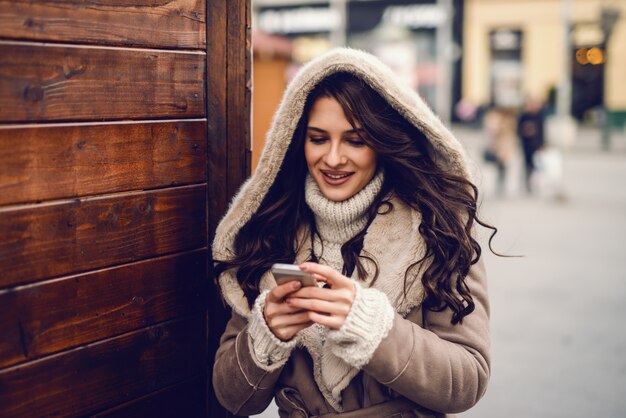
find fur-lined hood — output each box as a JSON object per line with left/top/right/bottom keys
{"left": 213, "top": 47, "right": 473, "bottom": 316}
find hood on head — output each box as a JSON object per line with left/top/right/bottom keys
{"left": 213, "top": 47, "right": 472, "bottom": 273}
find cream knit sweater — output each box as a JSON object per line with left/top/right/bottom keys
{"left": 247, "top": 172, "right": 395, "bottom": 408}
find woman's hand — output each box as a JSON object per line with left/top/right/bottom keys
{"left": 264, "top": 280, "right": 313, "bottom": 342}
{"left": 286, "top": 262, "right": 356, "bottom": 330}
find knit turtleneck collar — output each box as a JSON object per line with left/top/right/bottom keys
{"left": 305, "top": 171, "right": 384, "bottom": 245}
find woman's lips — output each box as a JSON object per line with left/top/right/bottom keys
{"left": 320, "top": 170, "right": 353, "bottom": 185}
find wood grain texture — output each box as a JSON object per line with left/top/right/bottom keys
{"left": 0, "top": 121, "right": 207, "bottom": 205}
{"left": 0, "top": 249, "right": 208, "bottom": 368}
{"left": 227, "top": 0, "right": 252, "bottom": 202}
{"left": 92, "top": 377, "right": 206, "bottom": 418}
{"left": 0, "top": 0, "right": 206, "bottom": 49}
{"left": 0, "top": 42, "right": 205, "bottom": 123}
{"left": 206, "top": 2, "right": 251, "bottom": 418}
{"left": 206, "top": 0, "right": 228, "bottom": 240}
{"left": 0, "top": 185, "right": 206, "bottom": 288}
{"left": 0, "top": 315, "right": 206, "bottom": 418}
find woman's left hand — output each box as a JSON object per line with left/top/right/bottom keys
{"left": 285, "top": 262, "right": 356, "bottom": 330}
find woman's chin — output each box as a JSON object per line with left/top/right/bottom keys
{"left": 318, "top": 186, "right": 356, "bottom": 202}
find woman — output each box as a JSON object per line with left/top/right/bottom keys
{"left": 213, "top": 48, "right": 493, "bottom": 417}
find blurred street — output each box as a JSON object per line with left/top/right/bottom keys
{"left": 459, "top": 125, "right": 626, "bottom": 417}
{"left": 254, "top": 126, "right": 626, "bottom": 418}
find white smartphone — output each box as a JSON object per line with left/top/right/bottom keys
{"left": 271, "top": 263, "right": 317, "bottom": 287}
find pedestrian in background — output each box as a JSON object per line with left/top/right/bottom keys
{"left": 483, "top": 106, "right": 517, "bottom": 196}
{"left": 212, "top": 48, "right": 497, "bottom": 418}
{"left": 517, "top": 98, "right": 546, "bottom": 194}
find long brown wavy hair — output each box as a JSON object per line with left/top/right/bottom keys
{"left": 215, "top": 72, "right": 498, "bottom": 324}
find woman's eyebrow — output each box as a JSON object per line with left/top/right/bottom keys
{"left": 306, "top": 127, "right": 364, "bottom": 134}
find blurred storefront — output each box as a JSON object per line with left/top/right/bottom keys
{"left": 463, "top": 0, "right": 625, "bottom": 128}
{"left": 251, "top": 0, "right": 464, "bottom": 170}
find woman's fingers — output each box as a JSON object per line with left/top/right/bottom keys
{"left": 267, "top": 280, "right": 302, "bottom": 303}
{"left": 286, "top": 296, "right": 350, "bottom": 317}
{"left": 289, "top": 285, "right": 353, "bottom": 304}
{"left": 299, "top": 262, "right": 348, "bottom": 287}
{"left": 306, "top": 311, "right": 343, "bottom": 330}
{"left": 264, "top": 307, "right": 313, "bottom": 341}
{"left": 265, "top": 310, "right": 311, "bottom": 329}
{"left": 272, "top": 322, "right": 313, "bottom": 341}
{"left": 300, "top": 263, "right": 355, "bottom": 299}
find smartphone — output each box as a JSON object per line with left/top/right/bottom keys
{"left": 271, "top": 263, "right": 317, "bottom": 287}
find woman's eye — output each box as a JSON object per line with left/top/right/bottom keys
{"left": 346, "top": 138, "right": 366, "bottom": 147}
{"left": 308, "top": 136, "right": 327, "bottom": 144}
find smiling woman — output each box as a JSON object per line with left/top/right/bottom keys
{"left": 212, "top": 48, "right": 497, "bottom": 418}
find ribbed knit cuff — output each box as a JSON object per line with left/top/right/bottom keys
{"left": 247, "top": 290, "right": 297, "bottom": 371}
{"left": 327, "top": 282, "right": 395, "bottom": 368}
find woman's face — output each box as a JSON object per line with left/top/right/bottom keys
{"left": 304, "top": 96, "right": 377, "bottom": 202}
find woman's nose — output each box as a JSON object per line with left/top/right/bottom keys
{"left": 323, "top": 142, "right": 345, "bottom": 167}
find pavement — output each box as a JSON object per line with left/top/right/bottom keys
{"left": 460, "top": 124, "right": 626, "bottom": 418}
{"left": 252, "top": 125, "right": 626, "bottom": 418}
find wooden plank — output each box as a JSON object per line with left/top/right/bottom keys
{"left": 0, "top": 120, "right": 207, "bottom": 206}
{"left": 92, "top": 377, "right": 206, "bottom": 418}
{"left": 0, "top": 249, "right": 208, "bottom": 369}
{"left": 0, "top": 0, "right": 206, "bottom": 49}
{"left": 206, "top": 0, "right": 228, "bottom": 240}
{"left": 206, "top": 2, "right": 229, "bottom": 417}
{"left": 207, "top": 2, "right": 251, "bottom": 417}
{"left": 0, "top": 42, "right": 205, "bottom": 123}
{"left": 0, "top": 185, "right": 206, "bottom": 288}
{"left": 0, "top": 315, "right": 206, "bottom": 418}
{"left": 227, "top": 0, "right": 252, "bottom": 201}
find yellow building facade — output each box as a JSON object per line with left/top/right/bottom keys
{"left": 463, "top": 0, "right": 625, "bottom": 125}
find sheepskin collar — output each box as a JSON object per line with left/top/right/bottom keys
{"left": 216, "top": 195, "right": 425, "bottom": 319}
{"left": 212, "top": 47, "right": 473, "bottom": 271}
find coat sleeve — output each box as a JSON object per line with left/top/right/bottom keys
{"left": 361, "top": 257, "right": 491, "bottom": 414}
{"left": 212, "top": 312, "right": 285, "bottom": 416}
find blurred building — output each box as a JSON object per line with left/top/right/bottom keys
{"left": 252, "top": 0, "right": 463, "bottom": 168}
{"left": 251, "top": 0, "right": 625, "bottom": 166}
{"left": 463, "top": 0, "right": 625, "bottom": 128}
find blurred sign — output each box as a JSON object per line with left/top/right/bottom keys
{"left": 490, "top": 29, "right": 523, "bottom": 107}
{"left": 572, "top": 25, "right": 605, "bottom": 47}
{"left": 258, "top": 6, "right": 339, "bottom": 34}
{"left": 382, "top": 4, "right": 447, "bottom": 29}
{"left": 490, "top": 29, "right": 521, "bottom": 52}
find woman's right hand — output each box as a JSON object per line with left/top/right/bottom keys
{"left": 264, "top": 280, "right": 313, "bottom": 341}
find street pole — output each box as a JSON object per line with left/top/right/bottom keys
{"left": 600, "top": 7, "right": 621, "bottom": 151}
{"left": 556, "top": 0, "right": 572, "bottom": 124}
{"left": 330, "top": 0, "right": 347, "bottom": 48}
{"left": 436, "top": 0, "right": 453, "bottom": 125}
{"left": 552, "top": 0, "right": 575, "bottom": 201}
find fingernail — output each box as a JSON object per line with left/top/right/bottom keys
{"left": 299, "top": 264, "right": 308, "bottom": 271}
{"left": 293, "top": 281, "right": 301, "bottom": 289}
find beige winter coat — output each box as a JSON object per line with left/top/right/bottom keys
{"left": 212, "top": 48, "right": 490, "bottom": 417}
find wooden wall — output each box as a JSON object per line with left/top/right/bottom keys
{"left": 0, "top": 1, "right": 251, "bottom": 417}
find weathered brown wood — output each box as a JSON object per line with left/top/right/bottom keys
{"left": 0, "top": 249, "right": 208, "bottom": 369}
{"left": 207, "top": 1, "right": 251, "bottom": 417}
{"left": 92, "top": 377, "right": 206, "bottom": 418}
{"left": 0, "top": 121, "right": 206, "bottom": 206}
{"left": 0, "top": 0, "right": 206, "bottom": 49}
{"left": 207, "top": 0, "right": 228, "bottom": 240}
{"left": 0, "top": 315, "right": 206, "bottom": 418}
{"left": 0, "top": 185, "right": 206, "bottom": 288}
{"left": 0, "top": 42, "right": 205, "bottom": 123}
{"left": 227, "top": 0, "right": 252, "bottom": 201}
